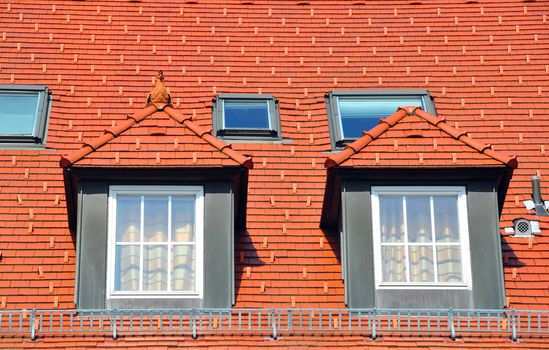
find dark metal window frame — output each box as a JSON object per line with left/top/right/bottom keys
{"left": 0, "top": 85, "right": 50, "bottom": 146}
{"left": 333, "top": 168, "right": 507, "bottom": 310}
{"left": 64, "top": 167, "right": 249, "bottom": 310}
{"left": 212, "top": 94, "right": 281, "bottom": 140}
{"left": 326, "top": 90, "right": 437, "bottom": 149}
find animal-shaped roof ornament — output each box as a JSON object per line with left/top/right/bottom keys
{"left": 146, "top": 70, "right": 171, "bottom": 108}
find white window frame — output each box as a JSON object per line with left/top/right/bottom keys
{"left": 106, "top": 185, "right": 204, "bottom": 299}
{"left": 371, "top": 186, "right": 472, "bottom": 290}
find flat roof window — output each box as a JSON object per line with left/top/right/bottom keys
{"left": 326, "top": 90, "right": 436, "bottom": 147}
{"left": 213, "top": 94, "right": 281, "bottom": 139}
{"left": 0, "top": 85, "right": 49, "bottom": 146}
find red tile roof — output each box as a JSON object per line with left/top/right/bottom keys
{"left": 325, "top": 106, "right": 518, "bottom": 169}
{"left": 0, "top": 0, "right": 548, "bottom": 346}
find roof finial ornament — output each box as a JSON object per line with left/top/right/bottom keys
{"left": 146, "top": 70, "right": 171, "bottom": 108}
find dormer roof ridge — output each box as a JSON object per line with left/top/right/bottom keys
{"left": 325, "top": 106, "right": 517, "bottom": 169}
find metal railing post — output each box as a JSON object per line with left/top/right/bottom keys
{"left": 448, "top": 308, "right": 456, "bottom": 341}
{"left": 371, "top": 308, "right": 377, "bottom": 340}
{"left": 271, "top": 309, "right": 278, "bottom": 340}
{"left": 511, "top": 309, "right": 517, "bottom": 342}
{"left": 111, "top": 310, "right": 118, "bottom": 340}
{"left": 30, "top": 309, "right": 36, "bottom": 341}
{"left": 191, "top": 309, "right": 198, "bottom": 339}
{"left": 288, "top": 309, "right": 293, "bottom": 333}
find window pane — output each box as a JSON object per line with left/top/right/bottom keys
{"left": 115, "top": 245, "right": 140, "bottom": 292}
{"left": 172, "top": 195, "right": 195, "bottom": 242}
{"left": 172, "top": 245, "right": 195, "bottom": 291}
{"left": 379, "top": 196, "right": 404, "bottom": 243}
{"left": 223, "top": 100, "right": 270, "bottom": 129}
{"left": 339, "top": 96, "right": 422, "bottom": 139}
{"left": 144, "top": 195, "right": 168, "bottom": 242}
{"left": 116, "top": 195, "right": 141, "bottom": 242}
{"left": 406, "top": 196, "right": 432, "bottom": 243}
{"left": 437, "top": 245, "right": 463, "bottom": 282}
{"left": 0, "top": 93, "right": 39, "bottom": 135}
{"left": 143, "top": 245, "right": 168, "bottom": 291}
{"left": 409, "top": 245, "right": 434, "bottom": 282}
{"left": 381, "top": 245, "right": 406, "bottom": 282}
{"left": 434, "top": 196, "right": 460, "bottom": 242}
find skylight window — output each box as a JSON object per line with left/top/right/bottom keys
{"left": 326, "top": 90, "right": 436, "bottom": 147}
{"left": 223, "top": 100, "right": 270, "bottom": 129}
{"left": 213, "top": 94, "right": 281, "bottom": 139}
{"left": 0, "top": 85, "right": 49, "bottom": 146}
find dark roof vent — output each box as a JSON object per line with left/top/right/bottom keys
{"left": 531, "top": 176, "right": 549, "bottom": 216}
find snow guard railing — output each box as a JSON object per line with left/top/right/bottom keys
{"left": 0, "top": 308, "right": 547, "bottom": 341}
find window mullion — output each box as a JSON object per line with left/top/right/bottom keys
{"left": 139, "top": 195, "right": 144, "bottom": 292}
{"left": 167, "top": 196, "right": 172, "bottom": 292}
{"left": 402, "top": 196, "right": 410, "bottom": 283}
{"left": 430, "top": 196, "right": 439, "bottom": 283}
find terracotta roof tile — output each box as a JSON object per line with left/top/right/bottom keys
{"left": 0, "top": 0, "right": 547, "bottom": 334}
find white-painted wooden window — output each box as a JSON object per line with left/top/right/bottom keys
{"left": 107, "top": 186, "right": 204, "bottom": 298}
{"left": 371, "top": 186, "right": 472, "bottom": 289}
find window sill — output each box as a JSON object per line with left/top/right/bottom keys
{"left": 0, "top": 143, "right": 47, "bottom": 150}
{"left": 108, "top": 293, "right": 202, "bottom": 299}
{"left": 377, "top": 284, "right": 471, "bottom": 290}
{"left": 218, "top": 135, "right": 286, "bottom": 143}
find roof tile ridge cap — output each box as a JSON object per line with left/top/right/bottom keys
{"left": 60, "top": 145, "right": 94, "bottom": 167}
{"left": 223, "top": 147, "right": 254, "bottom": 169}
{"left": 483, "top": 148, "right": 518, "bottom": 168}
{"left": 325, "top": 148, "right": 355, "bottom": 168}
{"left": 202, "top": 132, "right": 231, "bottom": 151}
{"left": 104, "top": 118, "right": 136, "bottom": 138}
{"left": 200, "top": 132, "right": 253, "bottom": 168}
{"left": 417, "top": 111, "right": 466, "bottom": 140}
{"left": 60, "top": 105, "right": 158, "bottom": 167}
{"left": 181, "top": 118, "right": 210, "bottom": 138}
{"left": 167, "top": 108, "right": 252, "bottom": 168}
{"left": 357, "top": 108, "right": 407, "bottom": 148}
{"left": 414, "top": 108, "right": 447, "bottom": 126}
{"left": 164, "top": 106, "right": 193, "bottom": 124}
{"left": 127, "top": 104, "right": 158, "bottom": 123}
{"left": 325, "top": 108, "right": 407, "bottom": 168}
{"left": 415, "top": 109, "right": 517, "bottom": 168}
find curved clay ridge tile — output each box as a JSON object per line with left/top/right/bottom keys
{"left": 60, "top": 105, "right": 253, "bottom": 169}
{"left": 325, "top": 106, "right": 517, "bottom": 169}
{"left": 59, "top": 104, "right": 158, "bottom": 167}
{"left": 415, "top": 109, "right": 518, "bottom": 168}
{"left": 324, "top": 108, "right": 408, "bottom": 168}
{"left": 164, "top": 106, "right": 253, "bottom": 169}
